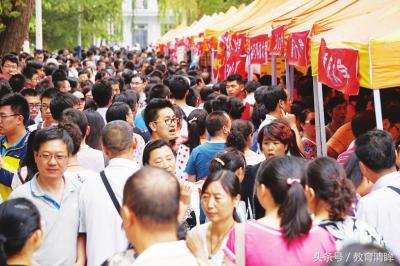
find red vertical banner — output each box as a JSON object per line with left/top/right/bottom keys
{"left": 318, "top": 39, "right": 359, "bottom": 95}
{"left": 229, "top": 33, "right": 247, "bottom": 56}
{"left": 287, "top": 30, "right": 309, "bottom": 67}
{"left": 224, "top": 53, "right": 247, "bottom": 80}
{"left": 269, "top": 26, "right": 284, "bottom": 56}
{"left": 249, "top": 34, "right": 268, "bottom": 64}
{"left": 159, "top": 44, "right": 166, "bottom": 55}
{"left": 168, "top": 42, "right": 177, "bottom": 63}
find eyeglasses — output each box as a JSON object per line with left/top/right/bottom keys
{"left": 131, "top": 82, "right": 143, "bottom": 85}
{"left": 305, "top": 119, "right": 315, "bottom": 125}
{"left": 29, "top": 103, "right": 42, "bottom": 109}
{"left": 40, "top": 104, "right": 50, "bottom": 111}
{"left": 78, "top": 97, "right": 85, "bottom": 103}
{"left": 0, "top": 113, "right": 20, "bottom": 120}
{"left": 153, "top": 117, "right": 179, "bottom": 126}
{"left": 38, "top": 153, "right": 68, "bottom": 162}
{"left": 2, "top": 64, "right": 17, "bottom": 70}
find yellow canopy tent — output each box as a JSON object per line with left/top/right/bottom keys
{"left": 158, "top": 24, "right": 190, "bottom": 44}
{"left": 310, "top": 0, "right": 400, "bottom": 89}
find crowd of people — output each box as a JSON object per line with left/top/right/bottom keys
{"left": 0, "top": 46, "right": 399, "bottom": 266}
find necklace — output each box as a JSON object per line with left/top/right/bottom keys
{"left": 208, "top": 223, "right": 233, "bottom": 260}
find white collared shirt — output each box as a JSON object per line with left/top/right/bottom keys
{"left": 77, "top": 144, "right": 105, "bottom": 172}
{"left": 79, "top": 158, "right": 140, "bottom": 266}
{"left": 356, "top": 171, "right": 400, "bottom": 259}
{"left": 133, "top": 240, "right": 198, "bottom": 266}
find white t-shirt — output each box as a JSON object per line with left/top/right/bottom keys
{"left": 79, "top": 158, "right": 140, "bottom": 266}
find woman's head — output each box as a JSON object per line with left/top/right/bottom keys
{"left": 143, "top": 140, "right": 176, "bottom": 175}
{"left": 305, "top": 157, "right": 356, "bottom": 221}
{"left": 344, "top": 153, "right": 372, "bottom": 197}
{"left": 257, "top": 118, "right": 301, "bottom": 160}
{"left": 300, "top": 110, "right": 316, "bottom": 140}
{"left": 83, "top": 109, "right": 105, "bottom": 150}
{"left": 226, "top": 119, "right": 254, "bottom": 152}
{"left": 0, "top": 198, "right": 42, "bottom": 265}
{"left": 185, "top": 109, "right": 208, "bottom": 152}
{"left": 256, "top": 156, "right": 311, "bottom": 241}
{"left": 209, "top": 148, "right": 246, "bottom": 182}
{"left": 201, "top": 170, "right": 240, "bottom": 223}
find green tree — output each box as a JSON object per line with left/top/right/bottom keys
{"left": 0, "top": 0, "right": 34, "bottom": 54}
{"left": 29, "top": 0, "right": 123, "bottom": 52}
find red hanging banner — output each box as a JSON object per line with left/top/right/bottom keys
{"left": 269, "top": 26, "right": 284, "bottom": 56}
{"left": 229, "top": 33, "right": 247, "bottom": 56}
{"left": 318, "top": 39, "right": 359, "bottom": 95}
{"left": 224, "top": 53, "right": 247, "bottom": 80}
{"left": 249, "top": 34, "right": 268, "bottom": 64}
{"left": 287, "top": 31, "right": 309, "bottom": 67}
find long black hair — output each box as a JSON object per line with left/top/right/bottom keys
{"left": 0, "top": 198, "right": 41, "bottom": 265}
{"left": 184, "top": 109, "right": 207, "bottom": 152}
{"left": 256, "top": 156, "right": 311, "bottom": 242}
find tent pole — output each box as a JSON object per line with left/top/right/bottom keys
{"left": 247, "top": 54, "right": 252, "bottom": 82}
{"left": 271, "top": 55, "right": 277, "bottom": 85}
{"left": 373, "top": 89, "right": 383, "bottom": 129}
{"left": 313, "top": 76, "right": 322, "bottom": 157}
{"left": 290, "top": 65, "right": 294, "bottom": 99}
{"left": 211, "top": 49, "right": 215, "bottom": 83}
{"left": 318, "top": 81, "right": 327, "bottom": 156}
{"left": 285, "top": 58, "right": 291, "bottom": 94}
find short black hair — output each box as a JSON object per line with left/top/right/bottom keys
{"left": 33, "top": 126, "right": 74, "bottom": 154}
{"left": 0, "top": 93, "right": 29, "bottom": 124}
{"left": 169, "top": 75, "right": 190, "bottom": 100}
{"left": 22, "top": 67, "right": 38, "bottom": 80}
{"left": 205, "top": 111, "right": 229, "bottom": 137}
{"left": 1, "top": 54, "right": 18, "bottom": 67}
{"left": 226, "top": 74, "right": 244, "bottom": 85}
{"left": 101, "top": 120, "right": 133, "bottom": 153}
{"left": 92, "top": 80, "right": 112, "bottom": 107}
{"left": 50, "top": 92, "right": 78, "bottom": 121}
{"left": 142, "top": 139, "right": 175, "bottom": 165}
{"left": 20, "top": 88, "right": 38, "bottom": 97}
{"left": 106, "top": 102, "right": 130, "bottom": 123}
{"left": 143, "top": 98, "right": 174, "bottom": 134}
{"left": 244, "top": 80, "right": 261, "bottom": 93}
{"left": 113, "top": 90, "right": 137, "bottom": 111}
{"left": 355, "top": 129, "right": 396, "bottom": 173}
{"left": 146, "top": 84, "right": 170, "bottom": 104}
{"left": 8, "top": 74, "right": 26, "bottom": 93}
{"left": 59, "top": 122, "right": 82, "bottom": 155}
{"left": 262, "top": 85, "right": 287, "bottom": 112}
{"left": 351, "top": 110, "right": 376, "bottom": 138}
{"left": 327, "top": 95, "right": 346, "bottom": 112}
{"left": 40, "top": 88, "right": 59, "bottom": 102}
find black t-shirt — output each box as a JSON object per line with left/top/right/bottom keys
{"left": 241, "top": 162, "right": 266, "bottom": 219}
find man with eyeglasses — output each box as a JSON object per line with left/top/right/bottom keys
{"left": 28, "top": 88, "right": 59, "bottom": 132}
{"left": 9, "top": 126, "right": 85, "bottom": 266}
{"left": 0, "top": 93, "right": 30, "bottom": 201}
{"left": 21, "top": 88, "right": 42, "bottom": 125}
{"left": 143, "top": 98, "right": 178, "bottom": 144}
{"left": 0, "top": 54, "right": 19, "bottom": 81}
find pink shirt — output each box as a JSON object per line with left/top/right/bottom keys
{"left": 223, "top": 220, "right": 336, "bottom": 266}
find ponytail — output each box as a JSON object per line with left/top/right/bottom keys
{"left": 185, "top": 109, "right": 207, "bottom": 152}
{"left": 278, "top": 180, "right": 312, "bottom": 241}
{"left": 257, "top": 156, "right": 311, "bottom": 242}
{"left": 226, "top": 129, "right": 246, "bottom": 152}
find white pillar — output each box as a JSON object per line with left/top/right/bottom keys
{"left": 373, "top": 89, "right": 383, "bottom": 129}
{"left": 211, "top": 49, "right": 215, "bottom": 83}
{"left": 35, "top": 0, "right": 43, "bottom": 50}
{"left": 313, "top": 76, "right": 322, "bottom": 156}
{"left": 271, "top": 55, "right": 277, "bottom": 85}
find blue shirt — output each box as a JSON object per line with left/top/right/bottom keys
{"left": 185, "top": 142, "right": 225, "bottom": 181}
{"left": 134, "top": 111, "right": 151, "bottom": 141}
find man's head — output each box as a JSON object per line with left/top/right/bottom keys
{"left": 327, "top": 95, "right": 347, "bottom": 126}
{"left": 92, "top": 80, "right": 112, "bottom": 108}
{"left": 205, "top": 111, "right": 231, "bottom": 138}
{"left": 355, "top": 129, "right": 396, "bottom": 181}
{"left": 144, "top": 99, "right": 177, "bottom": 142}
{"left": 52, "top": 69, "right": 70, "bottom": 92}
{"left": 1, "top": 54, "right": 19, "bottom": 81}
{"left": 146, "top": 84, "right": 170, "bottom": 104}
{"left": 169, "top": 75, "right": 190, "bottom": 100}
{"left": 101, "top": 120, "right": 133, "bottom": 158}
{"left": 121, "top": 166, "right": 180, "bottom": 243}
{"left": 225, "top": 74, "right": 244, "bottom": 99}
{"left": 34, "top": 49, "right": 45, "bottom": 62}
{"left": 382, "top": 101, "right": 400, "bottom": 140}
{"left": 33, "top": 127, "right": 73, "bottom": 180}
{"left": 50, "top": 92, "right": 80, "bottom": 122}
{"left": 262, "top": 85, "right": 290, "bottom": 114}
{"left": 0, "top": 93, "right": 29, "bottom": 136}
{"left": 130, "top": 73, "right": 147, "bottom": 94}
{"left": 21, "top": 89, "right": 41, "bottom": 120}
{"left": 40, "top": 88, "right": 58, "bottom": 125}
{"left": 22, "top": 67, "right": 39, "bottom": 88}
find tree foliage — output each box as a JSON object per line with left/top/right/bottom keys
{"left": 29, "top": 0, "right": 123, "bottom": 52}
{"left": 158, "top": 0, "right": 253, "bottom": 26}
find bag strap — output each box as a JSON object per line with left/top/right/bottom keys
{"left": 235, "top": 223, "right": 245, "bottom": 266}
{"left": 388, "top": 186, "right": 400, "bottom": 195}
{"left": 100, "top": 171, "right": 121, "bottom": 216}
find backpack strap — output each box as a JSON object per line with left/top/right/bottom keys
{"left": 100, "top": 171, "right": 121, "bottom": 215}
{"left": 388, "top": 186, "right": 400, "bottom": 195}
